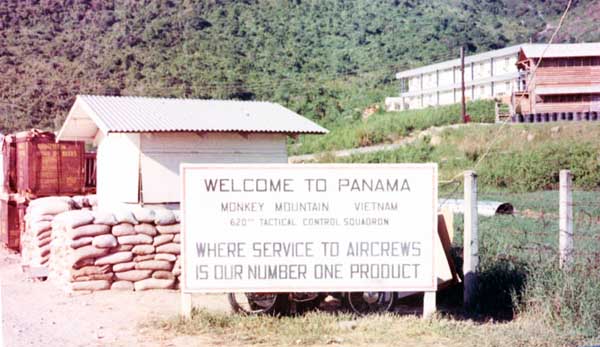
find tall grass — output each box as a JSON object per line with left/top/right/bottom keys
{"left": 290, "top": 100, "right": 495, "bottom": 155}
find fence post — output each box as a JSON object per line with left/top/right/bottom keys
{"left": 559, "top": 170, "right": 573, "bottom": 269}
{"left": 463, "top": 170, "right": 478, "bottom": 310}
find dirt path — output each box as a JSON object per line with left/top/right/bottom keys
{"left": 0, "top": 245, "right": 229, "bottom": 347}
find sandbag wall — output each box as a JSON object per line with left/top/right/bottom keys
{"left": 49, "top": 207, "right": 182, "bottom": 292}
{"left": 22, "top": 196, "right": 87, "bottom": 268}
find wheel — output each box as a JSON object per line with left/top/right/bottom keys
{"left": 290, "top": 293, "right": 325, "bottom": 314}
{"left": 227, "top": 292, "right": 289, "bottom": 315}
{"left": 346, "top": 291, "right": 395, "bottom": 315}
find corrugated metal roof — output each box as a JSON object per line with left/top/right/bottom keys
{"left": 521, "top": 43, "right": 600, "bottom": 59}
{"left": 395, "top": 44, "right": 523, "bottom": 79}
{"left": 395, "top": 42, "right": 600, "bottom": 79}
{"left": 58, "top": 95, "right": 328, "bottom": 140}
{"left": 536, "top": 85, "right": 600, "bottom": 95}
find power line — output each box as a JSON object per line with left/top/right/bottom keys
{"left": 440, "top": 0, "right": 573, "bottom": 185}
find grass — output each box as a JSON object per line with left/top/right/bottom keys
{"left": 289, "top": 100, "right": 495, "bottom": 155}
{"left": 322, "top": 122, "right": 600, "bottom": 192}
{"left": 151, "top": 308, "right": 596, "bottom": 346}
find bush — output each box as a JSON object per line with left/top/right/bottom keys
{"left": 478, "top": 142, "right": 600, "bottom": 192}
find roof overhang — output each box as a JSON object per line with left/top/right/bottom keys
{"left": 57, "top": 96, "right": 105, "bottom": 142}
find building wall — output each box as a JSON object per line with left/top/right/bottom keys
{"left": 138, "top": 132, "right": 288, "bottom": 204}
{"left": 392, "top": 50, "right": 520, "bottom": 111}
{"left": 97, "top": 133, "right": 141, "bottom": 207}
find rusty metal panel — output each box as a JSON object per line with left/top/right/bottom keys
{"left": 15, "top": 130, "right": 86, "bottom": 197}
{"left": 2, "top": 135, "right": 17, "bottom": 193}
{"left": 0, "top": 196, "right": 22, "bottom": 250}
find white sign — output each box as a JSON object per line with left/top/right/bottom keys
{"left": 181, "top": 164, "right": 437, "bottom": 293}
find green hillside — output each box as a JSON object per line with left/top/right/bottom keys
{"left": 0, "top": 0, "right": 597, "bottom": 134}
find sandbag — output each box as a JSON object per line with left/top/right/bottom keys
{"left": 37, "top": 230, "right": 52, "bottom": 241}
{"left": 114, "top": 270, "right": 152, "bottom": 282}
{"left": 72, "top": 258, "right": 95, "bottom": 270}
{"left": 132, "top": 245, "right": 155, "bottom": 255}
{"left": 73, "top": 273, "right": 114, "bottom": 282}
{"left": 87, "top": 195, "right": 98, "bottom": 207}
{"left": 134, "top": 223, "right": 157, "bottom": 236}
{"left": 173, "top": 210, "right": 180, "bottom": 223}
{"left": 133, "top": 255, "right": 155, "bottom": 262}
{"left": 156, "top": 224, "right": 180, "bottom": 235}
{"left": 31, "top": 221, "right": 52, "bottom": 236}
{"left": 27, "top": 214, "right": 54, "bottom": 224}
{"left": 152, "top": 234, "right": 173, "bottom": 247}
{"left": 134, "top": 278, "right": 175, "bottom": 291}
{"left": 118, "top": 234, "right": 153, "bottom": 245}
{"left": 111, "top": 281, "right": 134, "bottom": 291}
{"left": 56, "top": 210, "right": 94, "bottom": 229}
{"left": 69, "top": 224, "right": 111, "bottom": 240}
{"left": 94, "top": 252, "right": 133, "bottom": 266}
{"left": 92, "top": 211, "right": 118, "bottom": 226}
{"left": 111, "top": 223, "right": 135, "bottom": 237}
{"left": 71, "top": 246, "right": 111, "bottom": 265}
{"left": 71, "top": 280, "right": 111, "bottom": 291}
{"left": 113, "top": 244, "right": 133, "bottom": 251}
{"left": 69, "top": 237, "right": 93, "bottom": 249}
{"left": 113, "top": 262, "right": 136, "bottom": 272}
{"left": 155, "top": 243, "right": 180, "bottom": 255}
{"left": 172, "top": 266, "right": 181, "bottom": 276}
{"left": 152, "top": 271, "right": 175, "bottom": 280}
{"left": 29, "top": 197, "right": 72, "bottom": 216}
{"left": 154, "top": 210, "right": 176, "bottom": 226}
{"left": 92, "top": 234, "right": 118, "bottom": 249}
{"left": 132, "top": 208, "right": 156, "bottom": 224}
{"left": 155, "top": 253, "right": 177, "bottom": 262}
{"left": 70, "top": 265, "right": 112, "bottom": 279}
{"left": 113, "top": 210, "right": 138, "bottom": 225}
{"left": 71, "top": 195, "right": 88, "bottom": 210}
{"left": 135, "top": 260, "right": 173, "bottom": 271}
{"left": 173, "top": 234, "right": 180, "bottom": 243}
{"left": 37, "top": 236, "right": 52, "bottom": 248}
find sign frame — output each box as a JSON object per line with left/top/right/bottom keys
{"left": 180, "top": 163, "right": 438, "bottom": 294}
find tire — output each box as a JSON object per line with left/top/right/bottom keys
{"left": 291, "top": 293, "right": 325, "bottom": 314}
{"left": 227, "top": 293, "right": 289, "bottom": 315}
{"left": 345, "top": 291, "right": 395, "bottom": 315}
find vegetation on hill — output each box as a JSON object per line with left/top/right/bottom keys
{"left": 0, "top": 0, "right": 596, "bottom": 134}
{"left": 325, "top": 122, "right": 600, "bottom": 192}
{"left": 290, "top": 99, "right": 495, "bottom": 155}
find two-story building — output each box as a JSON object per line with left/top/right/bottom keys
{"left": 386, "top": 43, "right": 600, "bottom": 120}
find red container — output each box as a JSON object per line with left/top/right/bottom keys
{"left": 0, "top": 195, "right": 23, "bottom": 251}
{"left": 15, "top": 130, "right": 86, "bottom": 198}
{"left": 2, "top": 134, "right": 17, "bottom": 194}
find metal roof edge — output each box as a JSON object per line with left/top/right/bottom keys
{"left": 396, "top": 44, "right": 524, "bottom": 79}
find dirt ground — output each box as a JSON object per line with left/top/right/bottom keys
{"left": 0, "top": 245, "right": 229, "bottom": 347}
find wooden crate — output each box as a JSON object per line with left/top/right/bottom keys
{"left": 0, "top": 195, "right": 23, "bottom": 251}
{"left": 15, "top": 130, "right": 86, "bottom": 198}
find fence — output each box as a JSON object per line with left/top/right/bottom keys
{"left": 440, "top": 169, "right": 600, "bottom": 315}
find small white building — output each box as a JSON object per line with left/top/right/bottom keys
{"left": 57, "top": 95, "right": 327, "bottom": 208}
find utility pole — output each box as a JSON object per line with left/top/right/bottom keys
{"left": 461, "top": 46, "right": 467, "bottom": 123}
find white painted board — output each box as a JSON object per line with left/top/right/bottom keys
{"left": 181, "top": 163, "right": 438, "bottom": 293}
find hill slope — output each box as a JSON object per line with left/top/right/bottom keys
{"left": 0, "top": 0, "right": 596, "bottom": 133}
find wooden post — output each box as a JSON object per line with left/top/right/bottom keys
{"left": 461, "top": 46, "right": 466, "bottom": 123}
{"left": 423, "top": 291, "right": 436, "bottom": 318}
{"left": 463, "top": 171, "right": 478, "bottom": 310}
{"left": 559, "top": 170, "right": 573, "bottom": 269}
{"left": 181, "top": 292, "right": 192, "bottom": 318}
